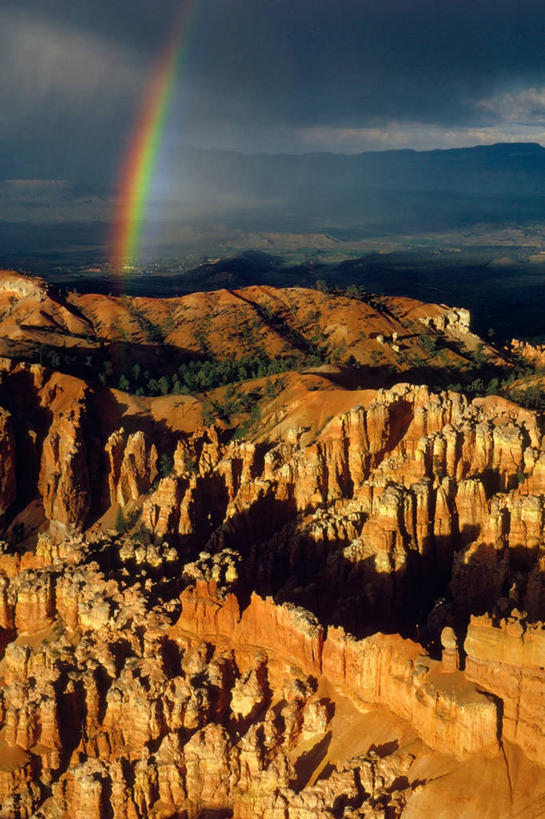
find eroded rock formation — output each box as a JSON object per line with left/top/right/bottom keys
{"left": 0, "top": 276, "right": 544, "bottom": 815}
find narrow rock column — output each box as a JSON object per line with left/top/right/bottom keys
{"left": 440, "top": 626, "right": 459, "bottom": 673}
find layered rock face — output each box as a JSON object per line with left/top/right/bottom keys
{"left": 0, "top": 536, "right": 436, "bottom": 818}
{"left": 132, "top": 383, "right": 545, "bottom": 627}
{"left": 0, "top": 361, "right": 91, "bottom": 532}
{"left": 177, "top": 580, "right": 499, "bottom": 760}
{"left": 105, "top": 429, "right": 158, "bottom": 508}
{"left": 0, "top": 407, "right": 16, "bottom": 517}
{"left": 3, "top": 277, "right": 545, "bottom": 814}
{"left": 1, "top": 375, "right": 545, "bottom": 813}
{"left": 0, "top": 532, "right": 518, "bottom": 818}
{"left": 464, "top": 612, "right": 545, "bottom": 763}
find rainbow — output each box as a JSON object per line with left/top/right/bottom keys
{"left": 111, "top": 4, "right": 193, "bottom": 272}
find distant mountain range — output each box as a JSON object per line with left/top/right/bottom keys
{"left": 3, "top": 141, "right": 545, "bottom": 256}
{"left": 161, "top": 140, "right": 545, "bottom": 234}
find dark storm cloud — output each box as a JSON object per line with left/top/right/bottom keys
{"left": 183, "top": 0, "right": 545, "bottom": 128}
{"left": 4, "top": 0, "right": 545, "bottom": 179}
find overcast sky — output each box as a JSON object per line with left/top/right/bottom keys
{"left": 3, "top": 0, "right": 545, "bottom": 183}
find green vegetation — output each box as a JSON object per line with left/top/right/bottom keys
{"left": 159, "top": 453, "right": 173, "bottom": 478}
{"left": 125, "top": 299, "right": 169, "bottom": 344}
{"left": 201, "top": 381, "right": 268, "bottom": 427}
{"left": 115, "top": 507, "right": 126, "bottom": 534}
{"left": 112, "top": 350, "right": 326, "bottom": 397}
{"left": 230, "top": 402, "right": 262, "bottom": 440}
{"left": 509, "top": 384, "right": 545, "bottom": 410}
{"left": 172, "top": 353, "right": 302, "bottom": 394}
{"left": 25, "top": 342, "right": 330, "bottom": 399}
{"left": 445, "top": 363, "right": 545, "bottom": 410}
{"left": 115, "top": 506, "right": 141, "bottom": 532}
{"left": 418, "top": 333, "right": 438, "bottom": 355}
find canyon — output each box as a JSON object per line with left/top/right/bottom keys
{"left": 0, "top": 270, "right": 544, "bottom": 815}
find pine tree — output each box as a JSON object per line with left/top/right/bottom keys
{"left": 115, "top": 506, "right": 126, "bottom": 533}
